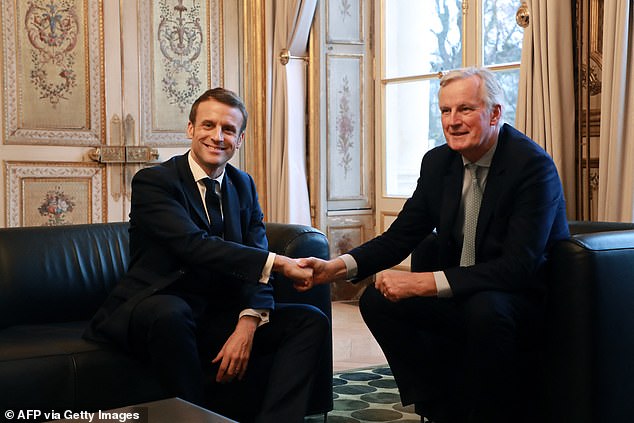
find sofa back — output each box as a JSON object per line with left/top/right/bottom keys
{"left": 0, "top": 221, "right": 333, "bottom": 329}
{"left": 0, "top": 223, "right": 130, "bottom": 328}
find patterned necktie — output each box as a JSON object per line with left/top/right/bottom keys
{"left": 460, "top": 164, "right": 482, "bottom": 266}
{"left": 203, "top": 178, "right": 223, "bottom": 237}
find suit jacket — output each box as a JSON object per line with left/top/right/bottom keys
{"left": 350, "top": 123, "right": 569, "bottom": 297}
{"left": 84, "top": 152, "right": 273, "bottom": 348}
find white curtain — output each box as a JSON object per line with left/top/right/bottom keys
{"left": 597, "top": 0, "right": 634, "bottom": 221}
{"left": 267, "top": 0, "right": 317, "bottom": 225}
{"left": 516, "top": 0, "right": 576, "bottom": 219}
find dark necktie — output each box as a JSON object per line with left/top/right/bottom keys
{"left": 203, "top": 178, "right": 223, "bottom": 237}
{"left": 460, "top": 164, "right": 482, "bottom": 266}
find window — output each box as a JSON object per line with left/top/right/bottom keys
{"left": 380, "top": 0, "right": 524, "bottom": 197}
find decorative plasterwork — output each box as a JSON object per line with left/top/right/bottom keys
{"left": 138, "top": 0, "right": 222, "bottom": 146}
{"left": 5, "top": 161, "right": 106, "bottom": 227}
{"left": 2, "top": 0, "right": 105, "bottom": 146}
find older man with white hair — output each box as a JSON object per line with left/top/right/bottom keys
{"left": 300, "top": 67, "right": 569, "bottom": 423}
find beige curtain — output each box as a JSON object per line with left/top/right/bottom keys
{"left": 267, "top": 0, "right": 317, "bottom": 224}
{"left": 516, "top": 0, "right": 576, "bottom": 219}
{"left": 597, "top": 0, "right": 634, "bottom": 221}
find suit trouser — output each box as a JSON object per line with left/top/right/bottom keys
{"left": 129, "top": 294, "right": 329, "bottom": 423}
{"left": 359, "top": 284, "right": 542, "bottom": 423}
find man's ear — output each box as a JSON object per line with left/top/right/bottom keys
{"left": 490, "top": 104, "right": 502, "bottom": 125}
{"left": 236, "top": 132, "right": 245, "bottom": 149}
{"left": 186, "top": 121, "right": 194, "bottom": 139}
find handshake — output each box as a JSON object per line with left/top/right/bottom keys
{"left": 273, "top": 254, "right": 439, "bottom": 301}
{"left": 272, "top": 255, "right": 347, "bottom": 292}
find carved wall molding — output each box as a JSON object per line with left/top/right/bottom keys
{"left": 240, "top": 0, "right": 268, "bottom": 216}
{"left": 5, "top": 161, "right": 106, "bottom": 227}
{"left": 2, "top": 0, "right": 105, "bottom": 146}
{"left": 138, "top": 0, "right": 223, "bottom": 146}
{"left": 575, "top": 0, "right": 603, "bottom": 220}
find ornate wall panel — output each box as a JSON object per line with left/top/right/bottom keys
{"left": 5, "top": 161, "right": 106, "bottom": 227}
{"left": 327, "top": 0, "right": 363, "bottom": 44}
{"left": 327, "top": 212, "right": 373, "bottom": 301}
{"left": 314, "top": 0, "right": 374, "bottom": 300}
{"left": 575, "top": 0, "right": 603, "bottom": 220}
{"left": 327, "top": 53, "right": 369, "bottom": 208}
{"left": 240, "top": 0, "right": 268, "bottom": 215}
{"left": 1, "top": 0, "right": 105, "bottom": 145}
{"left": 139, "top": 0, "right": 223, "bottom": 146}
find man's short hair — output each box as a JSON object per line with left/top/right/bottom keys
{"left": 189, "top": 87, "right": 249, "bottom": 133}
{"left": 439, "top": 67, "right": 503, "bottom": 112}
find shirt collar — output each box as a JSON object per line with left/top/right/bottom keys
{"left": 462, "top": 138, "right": 498, "bottom": 169}
{"left": 188, "top": 151, "right": 225, "bottom": 187}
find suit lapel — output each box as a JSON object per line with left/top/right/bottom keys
{"left": 221, "top": 173, "right": 243, "bottom": 243}
{"left": 476, "top": 125, "right": 509, "bottom": 248}
{"left": 439, "top": 153, "right": 464, "bottom": 241}
{"left": 175, "top": 153, "right": 209, "bottom": 229}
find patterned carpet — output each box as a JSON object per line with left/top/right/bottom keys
{"left": 306, "top": 365, "right": 421, "bottom": 423}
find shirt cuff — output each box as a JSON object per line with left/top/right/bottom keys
{"left": 433, "top": 271, "right": 453, "bottom": 297}
{"left": 239, "top": 308, "right": 270, "bottom": 327}
{"left": 339, "top": 254, "right": 358, "bottom": 280}
{"left": 259, "top": 252, "right": 276, "bottom": 283}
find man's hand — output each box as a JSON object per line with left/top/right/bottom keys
{"left": 293, "top": 257, "right": 348, "bottom": 292}
{"left": 375, "top": 269, "right": 437, "bottom": 302}
{"left": 273, "top": 255, "right": 313, "bottom": 287}
{"left": 211, "top": 316, "right": 258, "bottom": 383}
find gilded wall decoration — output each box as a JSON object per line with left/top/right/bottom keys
{"left": 575, "top": 0, "right": 604, "bottom": 219}
{"left": 2, "top": 0, "right": 104, "bottom": 145}
{"left": 158, "top": 0, "right": 203, "bottom": 113}
{"left": 25, "top": 0, "right": 80, "bottom": 106}
{"left": 139, "top": 0, "right": 222, "bottom": 146}
{"left": 585, "top": 0, "right": 603, "bottom": 96}
{"left": 5, "top": 161, "right": 106, "bottom": 227}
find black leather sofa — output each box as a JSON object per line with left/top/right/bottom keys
{"left": 544, "top": 221, "right": 634, "bottom": 423}
{"left": 412, "top": 221, "right": 634, "bottom": 423}
{"left": 0, "top": 222, "right": 333, "bottom": 419}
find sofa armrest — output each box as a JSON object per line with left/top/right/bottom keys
{"left": 265, "top": 222, "right": 331, "bottom": 311}
{"left": 545, "top": 229, "right": 634, "bottom": 423}
{"left": 264, "top": 222, "right": 333, "bottom": 415}
{"left": 568, "top": 220, "right": 634, "bottom": 235}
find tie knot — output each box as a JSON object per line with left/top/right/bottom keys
{"left": 466, "top": 164, "right": 480, "bottom": 181}
{"left": 203, "top": 178, "right": 219, "bottom": 195}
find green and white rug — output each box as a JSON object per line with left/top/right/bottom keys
{"left": 306, "top": 365, "right": 421, "bottom": 423}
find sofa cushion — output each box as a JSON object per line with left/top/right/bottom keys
{"left": 0, "top": 321, "right": 166, "bottom": 411}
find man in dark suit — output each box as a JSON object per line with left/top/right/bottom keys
{"left": 298, "top": 67, "right": 569, "bottom": 422}
{"left": 84, "top": 88, "right": 328, "bottom": 423}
